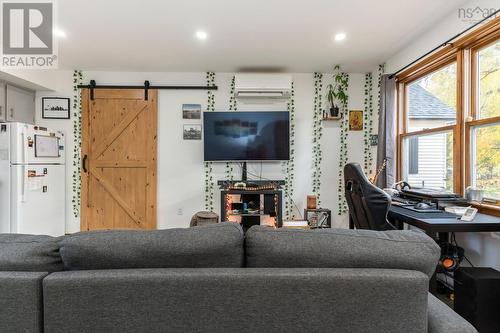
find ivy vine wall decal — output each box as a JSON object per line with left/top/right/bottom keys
{"left": 311, "top": 73, "right": 324, "bottom": 206}
{"left": 71, "top": 70, "right": 83, "bottom": 218}
{"left": 225, "top": 75, "right": 237, "bottom": 180}
{"left": 282, "top": 81, "right": 296, "bottom": 220}
{"left": 337, "top": 72, "right": 349, "bottom": 215}
{"left": 377, "top": 64, "right": 385, "bottom": 119}
{"left": 363, "top": 72, "right": 374, "bottom": 175}
{"left": 204, "top": 72, "right": 216, "bottom": 211}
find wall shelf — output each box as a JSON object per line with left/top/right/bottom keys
{"left": 322, "top": 116, "right": 341, "bottom": 121}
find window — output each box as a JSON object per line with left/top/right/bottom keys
{"left": 399, "top": 59, "right": 458, "bottom": 192}
{"left": 467, "top": 38, "right": 500, "bottom": 203}
{"left": 406, "top": 63, "right": 457, "bottom": 132}
{"left": 477, "top": 40, "right": 499, "bottom": 119}
{"left": 396, "top": 18, "right": 500, "bottom": 214}
{"left": 408, "top": 137, "right": 419, "bottom": 174}
{"left": 403, "top": 131, "right": 453, "bottom": 190}
{"left": 471, "top": 124, "right": 499, "bottom": 200}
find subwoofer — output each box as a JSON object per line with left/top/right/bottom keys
{"left": 454, "top": 267, "right": 500, "bottom": 333}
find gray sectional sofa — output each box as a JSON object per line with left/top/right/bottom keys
{"left": 0, "top": 223, "right": 477, "bottom": 333}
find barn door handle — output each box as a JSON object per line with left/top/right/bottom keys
{"left": 82, "top": 155, "right": 88, "bottom": 173}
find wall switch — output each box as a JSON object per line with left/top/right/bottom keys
{"left": 177, "top": 208, "right": 183, "bottom": 216}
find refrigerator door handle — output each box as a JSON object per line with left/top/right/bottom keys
{"left": 82, "top": 154, "right": 88, "bottom": 173}
{"left": 21, "top": 165, "right": 27, "bottom": 203}
{"left": 21, "top": 131, "right": 26, "bottom": 165}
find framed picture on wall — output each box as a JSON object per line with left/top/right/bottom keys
{"left": 183, "top": 124, "right": 202, "bottom": 140}
{"left": 349, "top": 110, "right": 363, "bottom": 131}
{"left": 42, "top": 97, "right": 71, "bottom": 119}
{"left": 182, "top": 104, "right": 201, "bottom": 119}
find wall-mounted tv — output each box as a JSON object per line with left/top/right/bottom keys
{"left": 203, "top": 111, "right": 290, "bottom": 161}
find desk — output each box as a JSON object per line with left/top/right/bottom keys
{"left": 387, "top": 205, "right": 500, "bottom": 293}
{"left": 387, "top": 205, "right": 500, "bottom": 237}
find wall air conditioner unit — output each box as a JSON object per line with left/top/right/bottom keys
{"left": 234, "top": 74, "right": 292, "bottom": 103}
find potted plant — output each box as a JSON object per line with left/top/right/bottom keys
{"left": 326, "top": 65, "right": 348, "bottom": 118}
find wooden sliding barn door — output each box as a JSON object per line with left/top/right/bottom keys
{"left": 80, "top": 89, "right": 157, "bottom": 231}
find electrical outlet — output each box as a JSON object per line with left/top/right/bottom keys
{"left": 177, "top": 208, "right": 183, "bottom": 216}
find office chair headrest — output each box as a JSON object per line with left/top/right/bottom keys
{"left": 344, "top": 162, "right": 394, "bottom": 231}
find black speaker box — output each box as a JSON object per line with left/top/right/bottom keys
{"left": 454, "top": 267, "right": 500, "bottom": 333}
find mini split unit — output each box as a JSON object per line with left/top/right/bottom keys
{"left": 234, "top": 74, "right": 292, "bottom": 102}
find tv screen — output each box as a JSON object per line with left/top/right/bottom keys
{"left": 203, "top": 111, "right": 290, "bottom": 161}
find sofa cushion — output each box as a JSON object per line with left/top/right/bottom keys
{"left": 60, "top": 222, "right": 244, "bottom": 270}
{"left": 0, "top": 234, "right": 64, "bottom": 272}
{"left": 245, "top": 226, "right": 440, "bottom": 277}
{"left": 43, "top": 268, "right": 428, "bottom": 333}
{"left": 0, "top": 271, "right": 48, "bottom": 333}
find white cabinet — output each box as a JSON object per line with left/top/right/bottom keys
{"left": 5, "top": 84, "right": 35, "bottom": 124}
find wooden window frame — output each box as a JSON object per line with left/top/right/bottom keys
{"left": 396, "top": 16, "right": 500, "bottom": 216}
{"left": 397, "top": 56, "right": 462, "bottom": 194}
{"left": 465, "top": 34, "right": 500, "bottom": 210}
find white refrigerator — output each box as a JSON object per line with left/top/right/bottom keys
{"left": 0, "top": 123, "right": 66, "bottom": 236}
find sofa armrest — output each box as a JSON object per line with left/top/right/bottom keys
{"left": 0, "top": 271, "right": 48, "bottom": 333}
{"left": 428, "top": 293, "right": 477, "bottom": 333}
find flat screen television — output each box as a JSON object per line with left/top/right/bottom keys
{"left": 203, "top": 111, "right": 290, "bottom": 161}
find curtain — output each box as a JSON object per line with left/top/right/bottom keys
{"left": 376, "top": 75, "right": 397, "bottom": 188}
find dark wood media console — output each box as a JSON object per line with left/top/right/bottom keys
{"left": 219, "top": 182, "right": 283, "bottom": 230}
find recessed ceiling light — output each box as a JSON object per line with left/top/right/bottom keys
{"left": 53, "top": 28, "right": 66, "bottom": 38}
{"left": 195, "top": 30, "right": 208, "bottom": 41}
{"left": 334, "top": 32, "right": 346, "bottom": 42}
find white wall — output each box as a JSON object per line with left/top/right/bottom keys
{"left": 386, "top": 0, "right": 499, "bottom": 73}
{"left": 34, "top": 70, "right": 76, "bottom": 232}
{"left": 385, "top": 0, "right": 500, "bottom": 270}
{"left": 32, "top": 70, "right": 374, "bottom": 233}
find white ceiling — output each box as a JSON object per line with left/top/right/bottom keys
{"left": 57, "top": 0, "right": 469, "bottom": 73}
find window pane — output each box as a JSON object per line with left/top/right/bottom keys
{"left": 477, "top": 40, "right": 500, "bottom": 119}
{"left": 471, "top": 123, "right": 500, "bottom": 199}
{"left": 408, "top": 137, "right": 419, "bottom": 174}
{"left": 403, "top": 131, "right": 453, "bottom": 191}
{"left": 407, "top": 63, "right": 457, "bottom": 132}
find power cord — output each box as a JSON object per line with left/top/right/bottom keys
{"left": 451, "top": 232, "right": 474, "bottom": 267}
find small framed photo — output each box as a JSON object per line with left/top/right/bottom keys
{"left": 182, "top": 104, "right": 201, "bottom": 119}
{"left": 349, "top": 110, "right": 363, "bottom": 131}
{"left": 183, "top": 124, "right": 202, "bottom": 140}
{"left": 42, "top": 97, "right": 70, "bottom": 119}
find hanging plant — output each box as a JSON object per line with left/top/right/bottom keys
{"left": 326, "top": 65, "right": 348, "bottom": 118}
{"left": 282, "top": 81, "right": 296, "bottom": 220}
{"left": 363, "top": 72, "right": 374, "bottom": 175}
{"left": 204, "top": 72, "right": 216, "bottom": 211}
{"left": 71, "top": 70, "right": 83, "bottom": 218}
{"left": 336, "top": 70, "right": 349, "bottom": 215}
{"left": 225, "top": 75, "right": 237, "bottom": 180}
{"left": 311, "top": 73, "right": 323, "bottom": 206}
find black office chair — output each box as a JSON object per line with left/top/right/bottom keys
{"left": 344, "top": 162, "right": 396, "bottom": 231}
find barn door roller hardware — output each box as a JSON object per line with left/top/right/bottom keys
{"left": 144, "top": 80, "right": 150, "bottom": 100}
{"left": 78, "top": 80, "right": 218, "bottom": 100}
